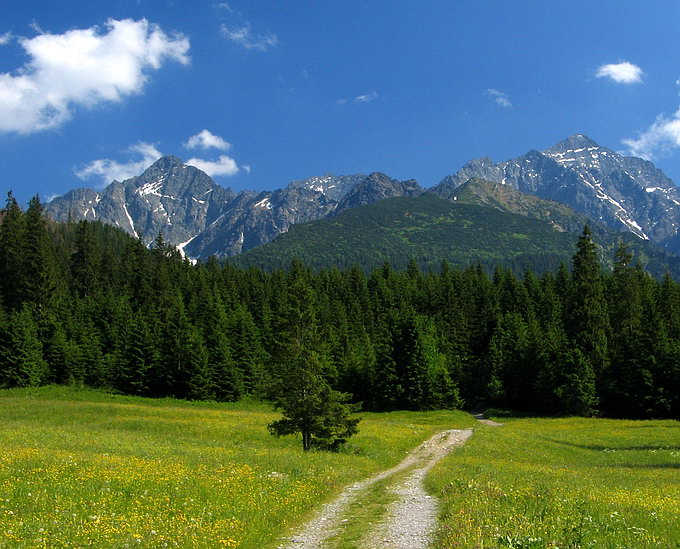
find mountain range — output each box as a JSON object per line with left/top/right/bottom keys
{"left": 45, "top": 160, "right": 422, "bottom": 259}
{"left": 44, "top": 134, "right": 680, "bottom": 264}
{"left": 432, "top": 134, "right": 680, "bottom": 250}
{"left": 230, "top": 182, "right": 680, "bottom": 278}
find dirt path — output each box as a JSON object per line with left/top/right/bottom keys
{"left": 473, "top": 413, "right": 504, "bottom": 427}
{"left": 366, "top": 429, "right": 473, "bottom": 548}
{"left": 278, "top": 428, "right": 473, "bottom": 549}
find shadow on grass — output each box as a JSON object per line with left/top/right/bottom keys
{"left": 543, "top": 438, "right": 680, "bottom": 452}
{"left": 617, "top": 463, "right": 680, "bottom": 469}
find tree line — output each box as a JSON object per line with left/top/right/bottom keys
{"left": 1, "top": 193, "right": 679, "bottom": 420}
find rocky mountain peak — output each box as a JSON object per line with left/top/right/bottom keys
{"left": 150, "top": 154, "right": 184, "bottom": 170}
{"left": 286, "top": 173, "right": 366, "bottom": 201}
{"left": 432, "top": 134, "right": 680, "bottom": 248}
{"left": 461, "top": 156, "right": 495, "bottom": 170}
{"left": 545, "top": 134, "right": 600, "bottom": 154}
{"left": 335, "top": 172, "right": 424, "bottom": 213}
{"left": 46, "top": 134, "right": 680, "bottom": 260}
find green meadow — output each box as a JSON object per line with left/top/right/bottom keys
{"left": 429, "top": 417, "right": 680, "bottom": 548}
{"left": 1, "top": 387, "right": 678, "bottom": 548}
{"left": 0, "top": 386, "right": 473, "bottom": 548}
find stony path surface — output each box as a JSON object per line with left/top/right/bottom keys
{"left": 278, "top": 428, "right": 473, "bottom": 549}
{"left": 367, "top": 429, "right": 473, "bottom": 549}
{"left": 473, "top": 413, "right": 504, "bottom": 427}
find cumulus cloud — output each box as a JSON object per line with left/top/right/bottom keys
{"left": 485, "top": 88, "right": 512, "bottom": 108}
{"left": 622, "top": 109, "right": 680, "bottom": 160}
{"left": 75, "top": 142, "right": 163, "bottom": 186}
{"left": 221, "top": 23, "right": 278, "bottom": 51}
{"left": 596, "top": 61, "right": 643, "bottom": 84}
{"left": 0, "top": 19, "right": 189, "bottom": 134}
{"left": 0, "top": 32, "right": 12, "bottom": 45}
{"left": 184, "top": 129, "right": 231, "bottom": 151}
{"left": 186, "top": 155, "right": 241, "bottom": 177}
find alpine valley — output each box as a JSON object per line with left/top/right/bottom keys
{"left": 44, "top": 134, "right": 680, "bottom": 270}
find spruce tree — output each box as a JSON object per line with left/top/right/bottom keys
{"left": 371, "top": 312, "right": 402, "bottom": 410}
{"left": 0, "top": 306, "right": 48, "bottom": 387}
{"left": 200, "top": 294, "right": 244, "bottom": 401}
{"left": 71, "top": 221, "right": 100, "bottom": 299}
{"left": 0, "top": 192, "right": 26, "bottom": 311}
{"left": 268, "top": 268, "right": 359, "bottom": 451}
{"left": 567, "top": 226, "right": 610, "bottom": 392}
{"left": 23, "top": 195, "right": 58, "bottom": 312}
{"left": 555, "top": 348, "right": 599, "bottom": 416}
{"left": 118, "top": 313, "right": 158, "bottom": 395}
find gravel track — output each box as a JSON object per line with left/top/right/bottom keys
{"left": 278, "top": 428, "right": 473, "bottom": 549}
{"left": 366, "top": 429, "right": 473, "bottom": 549}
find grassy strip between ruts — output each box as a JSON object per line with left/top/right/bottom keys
{"left": 0, "top": 385, "right": 475, "bottom": 548}
{"left": 427, "top": 417, "right": 680, "bottom": 548}
{"left": 324, "top": 472, "right": 401, "bottom": 549}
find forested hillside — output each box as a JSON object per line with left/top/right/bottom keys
{"left": 1, "top": 193, "right": 678, "bottom": 419}
{"left": 231, "top": 194, "right": 680, "bottom": 278}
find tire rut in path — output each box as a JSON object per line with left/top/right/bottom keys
{"left": 278, "top": 428, "right": 473, "bottom": 549}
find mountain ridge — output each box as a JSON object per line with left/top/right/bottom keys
{"left": 44, "top": 134, "right": 680, "bottom": 260}
{"left": 45, "top": 162, "right": 425, "bottom": 259}
{"left": 431, "top": 134, "right": 680, "bottom": 249}
{"left": 229, "top": 192, "right": 680, "bottom": 277}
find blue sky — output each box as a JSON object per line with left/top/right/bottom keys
{"left": 3, "top": 1, "right": 680, "bottom": 205}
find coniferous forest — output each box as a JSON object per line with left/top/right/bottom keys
{"left": 1, "top": 193, "right": 679, "bottom": 420}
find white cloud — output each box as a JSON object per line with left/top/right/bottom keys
{"left": 221, "top": 23, "right": 278, "bottom": 51}
{"left": 485, "top": 88, "right": 512, "bottom": 108}
{"left": 622, "top": 108, "right": 680, "bottom": 160}
{"left": 186, "top": 154, "right": 240, "bottom": 177}
{"left": 337, "top": 92, "right": 378, "bottom": 104}
{"left": 215, "top": 2, "right": 236, "bottom": 14}
{"left": 184, "top": 129, "right": 232, "bottom": 151}
{"left": 0, "top": 19, "right": 189, "bottom": 134}
{"left": 0, "top": 32, "right": 12, "bottom": 45}
{"left": 596, "top": 61, "right": 643, "bottom": 84}
{"left": 355, "top": 91, "right": 378, "bottom": 103}
{"left": 75, "top": 142, "right": 162, "bottom": 186}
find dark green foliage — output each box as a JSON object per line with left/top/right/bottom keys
{"left": 0, "top": 196, "right": 679, "bottom": 422}
{"left": 567, "top": 226, "right": 610, "bottom": 392}
{"left": 117, "top": 314, "right": 158, "bottom": 395}
{"left": 266, "top": 269, "right": 360, "bottom": 451}
{"left": 71, "top": 221, "right": 100, "bottom": 299}
{"left": 23, "top": 196, "right": 59, "bottom": 311}
{"left": 231, "top": 195, "right": 580, "bottom": 275}
{"left": 555, "top": 348, "right": 599, "bottom": 417}
{"left": 230, "top": 194, "right": 680, "bottom": 278}
{"left": 0, "top": 306, "right": 48, "bottom": 387}
{"left": 0, "top": 192, "right": 27, "bottom": 310}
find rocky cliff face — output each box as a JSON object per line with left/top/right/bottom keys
{"left": 335, "top": 172, "right": 423, "bottom": 213}
{"left": 432, "top": 134, "right": 680, "bottom": 249}
{"left": 46, "top": 160, "right": 424, "bottom": 259}
{"left": 45, "top": 156, "right": 236, "bottom": 252}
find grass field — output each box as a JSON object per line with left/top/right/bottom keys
{"left": 0, "top": 386, "right": 474, "bottom": 548}
{"left": 428, "top": 417, "right": 680, "bottom": 548}
{"left": 2, "top": 388, "right": 678, "bottom": 548}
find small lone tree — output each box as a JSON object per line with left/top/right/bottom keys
{"left": 268, "top": 348, "right": 360, "bottom": 451}
{"left": 267, "top": 261, "right": 360, "bottom": 451}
